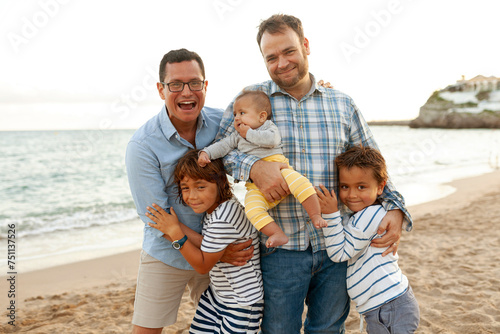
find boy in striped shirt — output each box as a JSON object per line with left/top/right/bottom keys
{"left": 317, "top": 146, "right": 419, "bottom": 333}
{"left": 146, "top": 150, "right": 263, "bottom": 333}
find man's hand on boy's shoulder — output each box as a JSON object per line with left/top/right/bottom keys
{"left": 371, "top": 209, "right": 404, "bottom": 256}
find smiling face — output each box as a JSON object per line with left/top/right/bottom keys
{"left": 259, "top": 27, "right": 310, "bottom": 92}
{"left": 338, "top": 166, "right": 386, "bottom": 213}
{"left": 180, "top": 176, "right": 219, "bottom": 214}
{"left": 157, "top": 60, "right": 207, "bottom": 130}
{"left": 233, "top": 95, "right": 268, "bottom": 134}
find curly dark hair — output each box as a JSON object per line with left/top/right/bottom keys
{"left": 173, "top": 149, "right": 233, "bottom": 207}
{"left": 335, "top": 145, "right": 388, "bottom": 184}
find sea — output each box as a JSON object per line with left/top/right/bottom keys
{"left": 1, "top": 126, "right": 499, "bottom": 273}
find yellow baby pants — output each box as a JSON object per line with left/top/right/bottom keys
{"left": 244, "top": 154, "right": 317, "bottom": 230}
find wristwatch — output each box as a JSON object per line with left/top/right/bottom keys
{"left": 172, "top": 235, "right": 188, "bottom": 250}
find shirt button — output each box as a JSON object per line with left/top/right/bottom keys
{"left": 302, "top": 149, "right": 306, "bottom": 153}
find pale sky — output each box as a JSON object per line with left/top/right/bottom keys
{"left": 1, "top": 0, "right": 499, "bottom": 130}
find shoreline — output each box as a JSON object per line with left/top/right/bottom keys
{"left": 16, "top": 249, "right": 142, "bottom": 300}
{"left": 2, "top": 169, "right": 500, "bottom": 333}
{"left": 408, "top": 168, "right": 500, "bottom": 218}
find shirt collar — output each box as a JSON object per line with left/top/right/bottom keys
{"left": 159, "top": 105, "right": 207, "bottom": 140}
{"left": 269, "top": 73, "right": 325, "bottom": 100}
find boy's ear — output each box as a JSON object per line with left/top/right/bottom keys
{"left": 259, "top": 111, "right": 268, "bottom": 122}
{"left": 377, "top": 180, "right": 387, "bottom": 196}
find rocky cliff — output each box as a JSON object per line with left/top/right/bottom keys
{"left": 410, "top": 85, "right": 500, "bottom": 129}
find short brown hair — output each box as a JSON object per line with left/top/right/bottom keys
{"left": 257, "top": 14, "right": 305, "bottom": 47}
{"left": 335, "top": 146, "right": 388, "bottom": 184}
{"left": 159, "top": 48, "right": 205, "bottom": 82}
{"left": 236, "top": 90, "right": 272, "bottom": 120}
{"left": 174, "top": 149, "right": 233, "bottom": 206}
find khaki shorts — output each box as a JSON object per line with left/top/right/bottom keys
{"left": 132, "top": 250, "right": 210, "bottom": 329}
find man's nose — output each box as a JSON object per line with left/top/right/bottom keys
{"left": 181, "top": 83, "right": 192, "bottom": 95}
{"left": 278, "top": 55, "right": 289, "bottom": 69}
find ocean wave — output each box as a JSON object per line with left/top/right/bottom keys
{"left": 0, "top": 205, "right": 139, "bottom": 238}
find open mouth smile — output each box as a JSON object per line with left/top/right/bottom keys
{"left": 178, "top": 101, "right": 196, "bottom": 110}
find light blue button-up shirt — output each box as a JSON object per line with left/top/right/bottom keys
{"left": 126, "top": 105, "right": 223, "bottom": 269}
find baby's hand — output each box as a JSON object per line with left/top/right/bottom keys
{"left": 238, "top": 124, "right": 251, "bottom": 138}
{"left": 198, "top": 151, "right": 211, "bottom": 167}
{"left": 315, "top": 184, "right": 338, "bottom": 214}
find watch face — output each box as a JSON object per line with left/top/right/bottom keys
{"left": 172, "top": 235, "right": 187, "bottom": 250}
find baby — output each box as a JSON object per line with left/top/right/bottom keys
{"left": 199, "top": 90, "right": 326, "bottom": 247}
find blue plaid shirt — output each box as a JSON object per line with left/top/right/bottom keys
{"left": 218, "top": 74, "right": 412, "bottom": 252}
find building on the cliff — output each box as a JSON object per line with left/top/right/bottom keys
{"left": 446, "top": 75, "right": 500, "bottom": 92}
{"left": 410, "top": 75, "right": 500, "bottom": 129}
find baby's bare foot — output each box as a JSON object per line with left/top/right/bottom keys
{"left": 266, "top": 233, "right": 289, "bottom": 248}
{"left": 312, "top": 215, "right": 328, "bottom": 229}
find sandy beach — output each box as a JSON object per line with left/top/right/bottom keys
{"left": 2, "top": 170, "right": 500, "bottom": 333}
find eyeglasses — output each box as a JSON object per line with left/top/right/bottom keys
{"left": 160, "top": 80, "right": 205, "bottom": 92}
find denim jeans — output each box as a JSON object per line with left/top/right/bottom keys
{"left": 363, "top": 286, "right": 420, "bottom": 334}
{"left": 259, "top": 245, "right": 349, "bottom": 334}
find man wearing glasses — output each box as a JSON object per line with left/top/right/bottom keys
{"left": 126, "top": 49, "right": 253, "bottom": 334}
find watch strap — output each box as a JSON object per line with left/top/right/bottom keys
{"left": 172, "top": 235, "right": 188, "bottom": 250}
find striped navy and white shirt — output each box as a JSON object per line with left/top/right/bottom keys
{"left": 218, "top": 74, "right": 412, "bottom": 252}
{"left": 201, "top": 198, "right": 263, "bottom": 306}
{"left": 322, "top": 205, "right": 409, "bottom": 314}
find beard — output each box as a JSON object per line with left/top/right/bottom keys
{"left": 271, "top": 51, "right": 309, "bottom": 89}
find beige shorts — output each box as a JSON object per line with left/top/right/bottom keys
{"left": 132, "top": 250, "right": 210, "bottom": 329}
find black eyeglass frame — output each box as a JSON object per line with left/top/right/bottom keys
{"left": 160, "top": 80, "right": 205, "bottom": 92}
